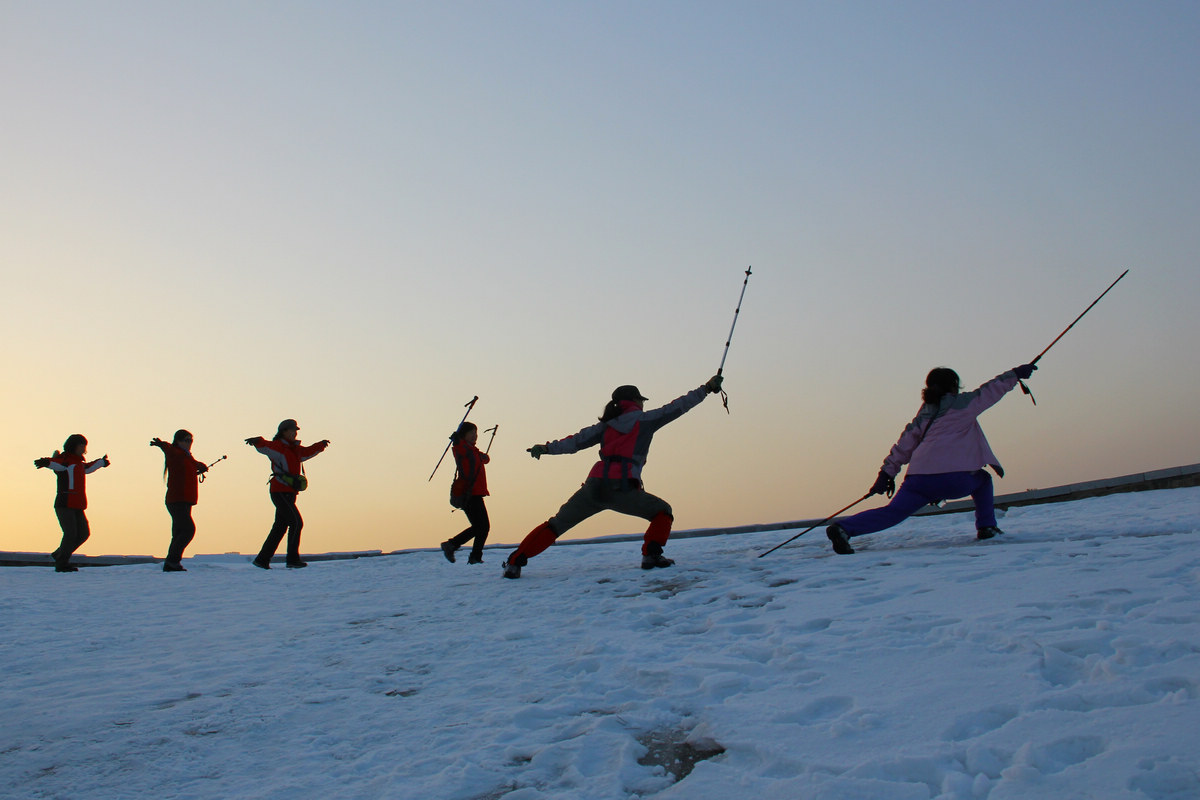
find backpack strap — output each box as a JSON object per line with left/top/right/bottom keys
{"left": 599, "top": 454, "right": 638, "bottom": 492}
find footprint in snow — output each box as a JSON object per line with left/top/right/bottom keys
{"left": 941, "top": 704, "right": 1018, "bottom": 742}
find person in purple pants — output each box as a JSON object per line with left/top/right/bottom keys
{"left": 826, "top": 363, "right": 1037, "bottom": 554}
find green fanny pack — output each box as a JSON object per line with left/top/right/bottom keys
{"left": 278, "top": 473, "right": 308, "bottom": 492}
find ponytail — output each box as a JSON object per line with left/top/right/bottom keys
{"left": 598, "top": 400, "right": 623, "bottom": 423}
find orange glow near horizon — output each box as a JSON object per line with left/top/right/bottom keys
{"left": 3, "top": 5, "right": 1198, "bottom": 559}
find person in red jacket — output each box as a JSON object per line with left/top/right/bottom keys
{"left": 245, "top": 419, "right": 330, "bottom": 569}
{"left": 502, "top": 375, "right": 723, "bottom": 579}
{"left": 33, "top": 434, "right": 111, "bottom": 572}
{"left": 150, "top": 430, "right": 209, "bottom": 572}
{"left": 440, "top": 422, "right": 491, "bottom": 564}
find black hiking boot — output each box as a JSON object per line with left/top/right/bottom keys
{"left": 286, "top": 559, "right": 308, "bottom": 568}
{"left": 252, "top": 557, "right": 271, "bottom": 570}
{"left": 54, "top": 563, "right": 79, "bottom": 573}
{"left": 502, "top": 557, "right": 523, "bottom": 579}
{"left": 163, "top": 561, "right": 187, "bottom": 572}
{"left": 467, "top": 552, "right": 484, "bottom": 564}
{"left": 826, "top": 524, "right": 855, "bottom": 555}
{"left": 440, "top": 541, "right": 457, "bottom": 563}
{"left": 641, "top": 553, "right": 675, "bottom": 570}
{"left": 976, "top": 526, "right": 1004, "bottom": 540}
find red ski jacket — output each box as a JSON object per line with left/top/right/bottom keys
{"left": 46, "top": 453, "right": 108, "bottom": 510}
{"left": 157, "top": 444, "right": 206, "bottom": 505}
{"left": 249, "top": 437, "right": 328, "bottom": 493}
{"left": 451, "top": 442, "right": 490, "bottom": 498}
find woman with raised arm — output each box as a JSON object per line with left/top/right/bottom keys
{"left": 826, "top": 363, "right": 1036, "bottom": 555}
{"left": 502, "top": 376, "right": 723, "bottom": 579}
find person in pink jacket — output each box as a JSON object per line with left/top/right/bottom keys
{"left": 34, "top": 434, "right": 111, "bottom": 572}
{"left": 245, "top": 419, "right": 329, "bottom": 569}
{"left": 826, "top": 363, "right": 1036, "bottom": 554}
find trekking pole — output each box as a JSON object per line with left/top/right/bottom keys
{"left": 199, "top": 455, "right": 227, "bottom": 484}
{"left": 428, "top": 396, "right": 478, "bottom": 481}
{"left": 483, "top": 424, "right": 499, "bottom": 455}
{"left": 757, "top": 493, "right": 872, "bottom": 558}
{"left": 717, "top": 266, "right": 753, "bottom": 413}
{"left": 1019, "top": 269, "right": 1129, "bottom": 405}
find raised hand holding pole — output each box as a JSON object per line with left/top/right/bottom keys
{"left": 1019, "top": 269, "right": 1129, "bottom": 404}
{"left": 717, "top": 266, "right": 753, "bottom": 413}
{"left": 483, "top": 424, "right": 499, "bottom": 455}
{"left": 428, "top": 395, "right": 478, "bottom": 481}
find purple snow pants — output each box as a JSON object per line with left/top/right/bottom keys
{"left": 839, "top": 470, "right": 996, "bottom": 538}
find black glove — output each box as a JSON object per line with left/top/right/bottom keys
{"left": 705, "top": 374, "right": 724, "bottom": 394}
{"left": 1014, "top": 363, "right": 1037, "bottom": 380}
{"left": 870, "top": 469, "right": 895, "bottom": 498}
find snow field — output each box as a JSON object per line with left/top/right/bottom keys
{"left": 2, "top": 488, "right": 1198, "bottom": 799}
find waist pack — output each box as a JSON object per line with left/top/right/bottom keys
{"left": 277, "top": 472, "right": 308, "bottom": 492}
{"left": 449, "top": 476, "right": 467, "bottom": 509}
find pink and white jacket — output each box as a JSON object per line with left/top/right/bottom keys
{"left": 882, "top": 370, "right": 1020, "bottom": 479}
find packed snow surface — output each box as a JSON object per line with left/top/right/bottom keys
{"left": 3, "top": 488, "right": 1199, "bottom": 799}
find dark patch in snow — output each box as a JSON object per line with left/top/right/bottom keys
{"left": 636, "top": 727, "right": 725, "bottom": 783}
{"left": 469, "top": 782, "right": 520, "bottom": 800}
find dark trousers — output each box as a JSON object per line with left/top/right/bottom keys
{"left": 165, "top": 502, "right": 196, "bottom": 563}
{"left": 550, "top": 478, "right": 673, "bottom": 534}
{"left": 511, "top": 478, "right": 674, "bottom": 564}
{"left": 840, "top": 470, "right": 997, "bottom": 538}
{"left": 258, "top": 492, "right": 303, "bottom": 562}
{"left": 447, "top": 496, "right": 490, "bottom": 557}
{"left": 52, "top": 508, "right": 90, "bottom": 566}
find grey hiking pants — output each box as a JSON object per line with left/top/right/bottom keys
{"left": 548, "top": 478, "right": 672, "bottom": 536}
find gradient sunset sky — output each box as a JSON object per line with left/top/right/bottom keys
{"left": 3, "top": 2, "right": 1197, "bottom": 558}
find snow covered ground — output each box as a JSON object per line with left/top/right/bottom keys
{"left": 2, "top": 488, "right": 1199, "bottom": 800}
